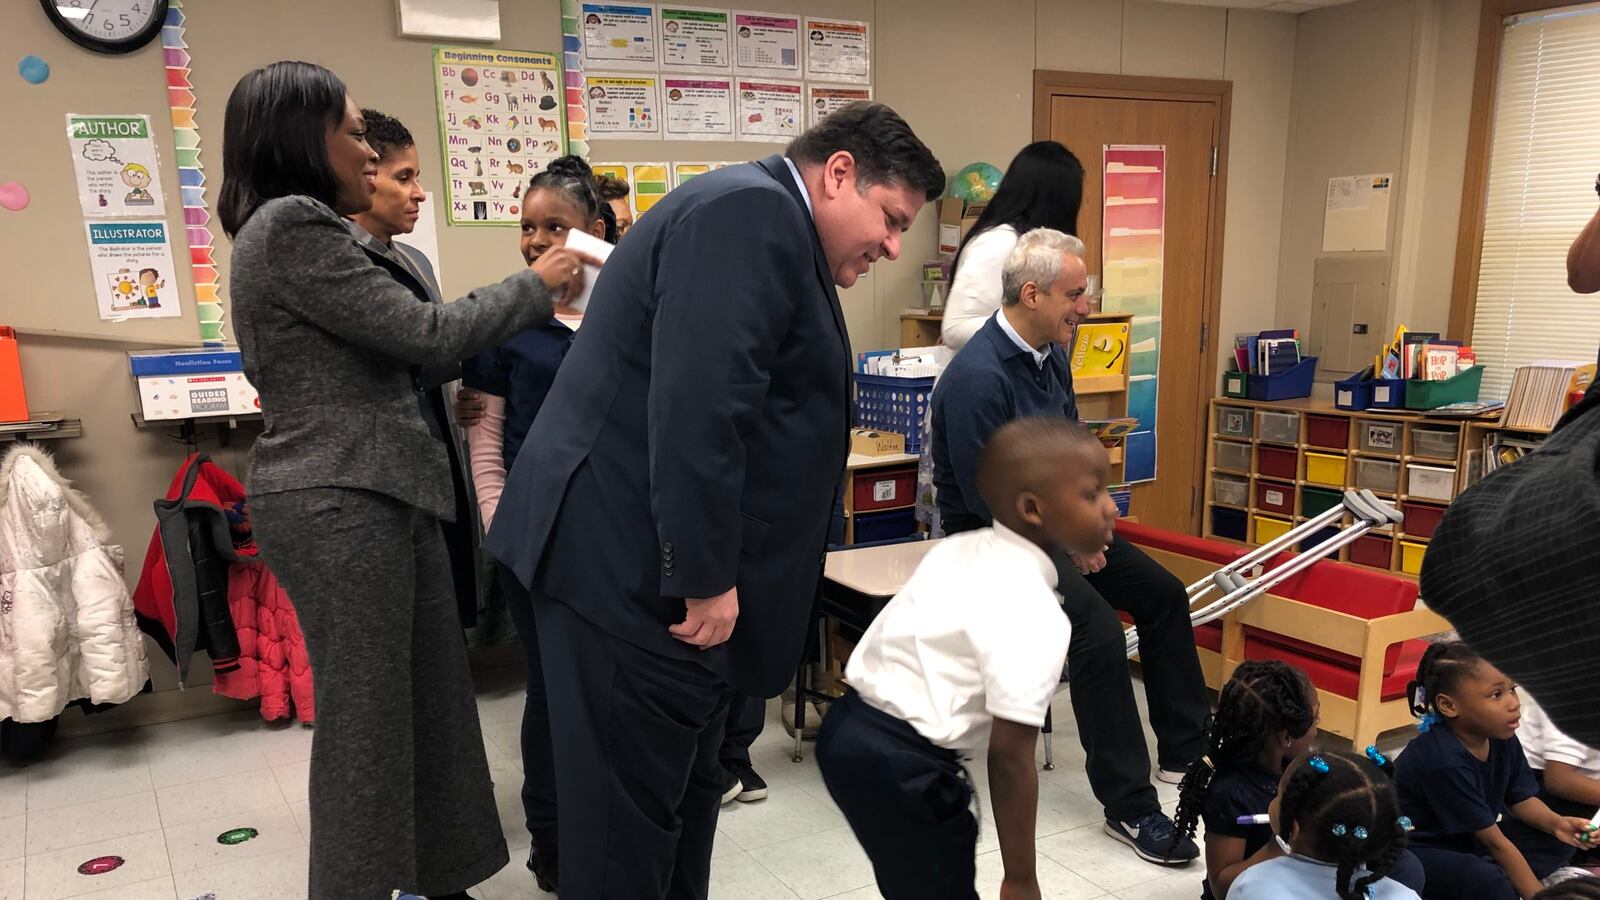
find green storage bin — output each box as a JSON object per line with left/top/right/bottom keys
{"left": 1301, "top": 486, "right": 1343, "bottom": 518}
{"left": 1404, "top": 367, "right": 1484, "bottom": 410}
{"left": 1222, "top": 370, "right": 1248, "bottom": 399}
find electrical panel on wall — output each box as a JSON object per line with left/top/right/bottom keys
{"left": 397, "top": 0, "right": 500, "bottom": 42}
{"left": 1308, "top": 256, "right": 1390, "bottom": 375}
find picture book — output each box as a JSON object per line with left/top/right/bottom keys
{"left": 1070, "top": 322, "right": 1131, "bottom": 377}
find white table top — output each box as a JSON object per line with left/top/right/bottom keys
{"left": 824, "top": 538, "right": 942, "bottom": 597}
{"left": 846, "top": 451, "right": 920, "bottom": 470}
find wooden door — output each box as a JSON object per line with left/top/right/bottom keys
{"left": 1036, "top": 72, "right": 1230, "bottom": 534}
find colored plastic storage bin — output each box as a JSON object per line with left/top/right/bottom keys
{"left": 1301, "top": 486, "right": 1343, "bottom": 519}
{"left": 1247, "top": 357, "right": 1318, "bottom": 401}
{"left": 1213, "top": 473, "right": 1249, "bottom": 507}
{"left": 1404, "top": 367, "right": 1484, "bottom": 411}
{"left": 1334, "top": 374, "right": 1373, "bottom": 411}
{"left": 852, "top": 465, "right": 916, "bottom": 512}
{"left": 1300, "top": 525, "right": 1339, "bottom": 553}
{"left": 853, "top": 374, "right": 935, "bottom": 452}
{"left": 1214, "top": 439, "right": 1252, "bottom": 473}
{"left": 1402, "top": 502, "right": 1447, "bottom": 539}
{"left": 1305, "top": 452, "right": 1348, "bottom": 487}
{"left": 1399, "top": 540, "right": 1427, "bottom": 575}
{"left": 1349, "top": 534, "right": 1394, "bottom": 569}
{"left": 1257, "top": 410, "right": 1301, "bottom": 445}
{"left": 1407, "top": 464, "right": 1457, "bottom": 502}
{"left": 1253, "top": 515, "right": 1293, "bottom": 546}
{"left": 1355, "top": 457, "right": 1400, "bottom": 493}
{"left": 1358, "top": 420, "right": 1401, "bottom": 455}
{"left": 1306, "top": 415, "right": 1350, "bottom": 450}
{"left": 1258, "top": 445, "right": 1298, "bottom": 481}
{"left": 1211, "top": 506, "right": 1248, "bottom": 541}
{"left": 1255, "top": 480, "right": 1294, "bottom": 515}
{"left": 1222, "top": 370, "right": 1248, "bottom": 399}
{"left": 1369, "top": 379, "right": 1407, "bottom": 409}
{"left": 1216, "top": 405, "right": 1253, "bottom": 438}
{"left": 1410, "top": 427, "right": 1460, "bottom": 461}
{"left": 853, "top": 508, "right": 918, "bottom": 543}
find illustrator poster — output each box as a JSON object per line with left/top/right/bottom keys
{"left": 1102, "top": 145, "right": 1166, "bottom": 484}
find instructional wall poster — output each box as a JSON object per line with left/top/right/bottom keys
{"left": 1322, "top": 173, "right": 1393, "bottom": 252}
{"left": 734, "top": 11, "right": 800, "bottom": 75}
{"left": 736, "top": 79, "right": 802, "bottom": 142}
{"left": 433, "top": 47, "right": 566, "bottom": 225}
{"left": 664, "top": 76, "right": 734, "bottom": 139}
{"left": 67, "top": 114, "right": 167, "bottom": 218}
{"left": 808, "top": 84, "right": 871, "bottom": 127}
{"left": 804, "top": 18, "right": 869, "bottom": 83}
{"left": 85, "top": 220, "right": 181, "bottom": 320}
{"left": 587, "top": 74, "right": 663, "bottom": 139}
{"left": 580, "top": 3, "right": 659, "bottom": 71}
{"left": 660, "top": 6, "right": 731, "bottom": 70}
{"left": 673, "top": 161, "right": 732, "bottom": 186}
{"left": 1102, "top": 145, "right": 1167, "bottom": 485}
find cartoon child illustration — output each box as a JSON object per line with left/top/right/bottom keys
{"left": 138, "top": 268, "right": 164, "bottom": 309}
{"left": 121, "top": 163, "right": 155, "bottom": 206}
{"left": 585, "top": 13, "right": 602, "bottom": 25}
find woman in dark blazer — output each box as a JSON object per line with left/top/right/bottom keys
{"left": 218, "top": 61, "right": 593, "bottom": 900}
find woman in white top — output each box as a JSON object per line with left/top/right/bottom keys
{"left": 940, "top": 141, "right": 1087, "bottom": 351}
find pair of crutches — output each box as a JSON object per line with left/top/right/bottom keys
{"left": 1040, "top": 489, "right": 1404, "bottom": 770}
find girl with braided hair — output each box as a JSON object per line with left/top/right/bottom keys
{"left": 1170, "top": 660, "right": 1320, "bottom": 898}
{"left": 1231, "top": 749, "right": 1420, "bottom": 899}
{"left": 1394, "top": 641, "right": 1595, "bottom": 900}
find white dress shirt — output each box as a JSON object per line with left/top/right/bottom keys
{"left": 845, "top": 522, "right": 1071, "bottom": 753}
{"left": 1519, "top": 689, "right": 1600, "bottom": 779}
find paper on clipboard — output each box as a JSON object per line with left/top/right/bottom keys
{"left": 561, "top": 228, "right": 614, "bottom": 313}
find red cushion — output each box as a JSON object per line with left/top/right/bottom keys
{"left": 1243, "top": 635, "right": 1427, "bottom": 701}
{"left": 1116, "top": 520, "right": 1249, "bottom": 567}
{"left": 1196, "top": 622, "right": 1223, "bottom": 652}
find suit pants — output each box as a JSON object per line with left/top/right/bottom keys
{"left": 499, "top": 567, "right": 559, "bottom": 840}
{"left": 252, "top": 488, "right": 507, "bottom": 899}
{"left": 531, "top": 585, "right": 736, "bottom": 899}
{"left": 816, "top": 690, "right": 978, "bottom": 900}
{"left": 720, "top": 693, "right": 768, "bottom": 769}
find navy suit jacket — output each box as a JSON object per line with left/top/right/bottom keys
{"left": 485, "top": 156, "right": 852, "bottom": 696}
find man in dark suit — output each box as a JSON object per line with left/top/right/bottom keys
{"left": 346, "top": 110, "right": 484, "bottom": 631}
{"left": 486, "top": 102, "right": 943, "bottom": 899}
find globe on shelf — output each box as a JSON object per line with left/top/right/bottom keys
{"left": 950, "top": 162, "right": 1002, "bottom": 204}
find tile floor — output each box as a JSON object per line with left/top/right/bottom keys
{"left": 0, "top": 667, "right": 1401, "bottom": 900}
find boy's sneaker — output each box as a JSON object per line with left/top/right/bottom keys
{"left": 1103, "top": 811, "right": 1199, "bottom": 866}
{"left": 720, "top": 768, "right": 742, "bottom": 805}
{"left": 730, "top": 762, "right": 769, "bottom": 802}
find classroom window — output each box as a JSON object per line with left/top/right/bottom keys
{"left": 1472, "top": 2, "right": 1600, "bottom": 399}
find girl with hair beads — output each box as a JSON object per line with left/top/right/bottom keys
{"left": 1394, "top": 641, "right": 1595, "bottom": 900}
{"left": 1231, "top": 749, "right": 1420, "bottom": 899}
{"left": 1171, "top": 660, "right": 1321, "bottom": 899}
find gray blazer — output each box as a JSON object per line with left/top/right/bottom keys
{"left": 231, "top": 195, "right": 553, "bottom": 520}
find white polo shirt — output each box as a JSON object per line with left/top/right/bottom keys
{"left": 845, "top": 523, "right": 1071, "bottom": 753}
{"left": 1519, "top": 689, "right": 1600, "bottom": 779}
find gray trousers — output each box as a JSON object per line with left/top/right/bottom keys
{"left": 252, "top": 488, "right": 508, "bottom": 900}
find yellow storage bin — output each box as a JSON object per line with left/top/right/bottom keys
{"left": 1400, "top": 540, "right": 1427, "bottom": 575}
{"left": 1304, "top": 452, "right": 1348, "bottom": 487}
{"left": 1253, "top": 515, "right": 1293, "bottom": 546}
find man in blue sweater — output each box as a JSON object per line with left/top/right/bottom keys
{"left": 931, "top": 227, "right": 1208, "bottom": 867}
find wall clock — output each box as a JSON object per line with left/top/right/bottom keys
{"left": 39, "top": 0, "right": 168, "bottom": 55}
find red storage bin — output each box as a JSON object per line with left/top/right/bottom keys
{"left": 852, "top": 465, "right": 916, "bottom": 512}
{"left": 1255, "top": 480, "right": 1294, "bottom": 516}
{"left": 1349, "top": 535, "right": 1393, "bottom": 569}
{"left": 1257, "top": 445, "right": 1298, "bottom": 481}
{"left": 1306, "top": 414, "right": 1349, "bottom": 450}
{"left": 1402, "top": 502, "right": 1447, "bottom": 539}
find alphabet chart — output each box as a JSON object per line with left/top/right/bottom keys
{"left": 433, "top": 47, "right": 567, "bottom": 226}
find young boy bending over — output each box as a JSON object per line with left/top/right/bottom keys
{"left": 817, "top": 417, "right": 1118, "bottom": 899}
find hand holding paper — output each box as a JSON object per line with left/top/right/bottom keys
{"left": 529, "top": 240, "right": 608, "bottom": 308}
{"left": 558, "top": 228, "right": 614, "bottom": 313}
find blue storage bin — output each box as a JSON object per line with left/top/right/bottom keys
{"left": 1211, "top": 506, "right": 1248, "bottom": 542}
{"left": 1368, "top": 378, "right": 1407, "bottom": 409}
{"left": 1334, "top": 374, "right": 1373, "bottom": 411}
{"left": 853, "top": 508, "right": 918, "bottom": 543}
{"left": 1246, "top": 357, "right": 1318, "bottom": 401}
{"left": 1299, "top": 525, "right": 1340, "bottom": 553}
{"left": 853, "top": 374, "right": 936, "bottom": 453}
{"left": 1110, "top": 487, "right": 1132, "bottom": 517}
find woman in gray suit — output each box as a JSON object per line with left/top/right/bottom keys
{"left": 218, "top": 61, "right": 593, "bottom": 900}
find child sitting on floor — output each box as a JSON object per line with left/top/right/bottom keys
{"left": 1231, "top": 749, "right": 1420, "bottom": 899}
{"left": 1394, "top": 641, "right": 1594, "bottom": 900}
{"left": 816, "top": 416, "right": 1117, "bottom": 900}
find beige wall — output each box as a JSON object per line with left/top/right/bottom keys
{"left": 2, "top": 0, "right": 1306, "bottom": 719}
{"left": 1274, "top": 0, "right": 1480, "bottom": 377}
